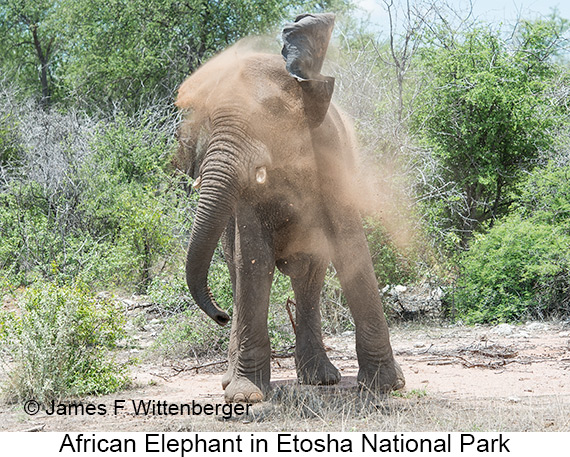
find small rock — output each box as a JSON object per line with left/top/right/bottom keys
{"left": 526, "top": 322, "right": 547, "bottom": 332}
{"left": 509, "top": 331, "right": 530, "bottom": 338}
{"left": 491, "top": 323, "right": 514, "bottom": 336}
{"left": 122, "top": 298, "right": 137, "bottom": 309}
{"left": 508, "top": 396, "right": 520, "bottom": 403}
{"left": 96, "top": 291, "right": 113, "bottom": 299}
{"left": 558, "top": 331, "right": 570, "bottom": 338}
{"left": 431, "top": 287, "right": 444, "bottom": 300}
{"left": 414, "top": 342, "right": 426, "bottom": 348}
{"left": 394, "top": 285, "right": 408, "bottom": 293}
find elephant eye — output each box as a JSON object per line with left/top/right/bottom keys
{"left": 255, "top": 166, "right": 267, "bottom": 184}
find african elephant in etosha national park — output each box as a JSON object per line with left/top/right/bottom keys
{"left": 174, "top": 13, "right": 405, "bottom": 403}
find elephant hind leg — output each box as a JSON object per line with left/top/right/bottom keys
{"left": 291, "top": 255, "right": 340, "bottom": 386}
{"left": 328, "top": 211, "right": 405, "bottom": 393}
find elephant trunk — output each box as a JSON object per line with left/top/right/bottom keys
{"left": 185, "top": 150, "right": 241, "bottom": 326}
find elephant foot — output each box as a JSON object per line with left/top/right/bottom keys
{"left": 224, "top": 376, "right": 268, "bottom": 403}
{"left": 357, "top": 358, "right": 405, "bottom": 393}
{"left": 296, "top": 353, "right": 341, "bottom": 386}
{"left": 221, "top": 367, "right": 233, "bottom": 390}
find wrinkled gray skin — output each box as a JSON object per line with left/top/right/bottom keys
{"left": 174, "top": 15, "right": 405, "bottom": 403}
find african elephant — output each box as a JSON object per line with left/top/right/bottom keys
{"left": 175, "top": 13, "right": 405, "bottom": 403}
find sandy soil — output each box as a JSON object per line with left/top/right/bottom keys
{"left": 2, "top": 319, "right": 569, "bottom": 432}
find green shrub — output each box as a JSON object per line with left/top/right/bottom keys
{"left": 451, "top": 161, "right": 570, "bottom": 323}
{"left": 0, "top": 282, "right": 129, "bottom": 404}
{"left": 0, "top": 112, "right": 22, "bottom": 166}
{"left": 148, "top": 261, "right": 297, "bottom": 359}
{"left": 364, "top": 218, "right": 417, "bottom": 287}
{"left": 517, "top": 162, "right": 570, "bottom": 233}
{"left": 90, "top": 114, "right": 167, "bottom": 186}
{"left": 412, "top": 21, "right": 567, "bottom": 246}
{"left": 151, "top": 307, "right": 231, "bottom": 360}
{"left": 320, "top": 268, "right": 354, "bottom": 335}
{"left": 452, "top": 216, "right": 570, "bottom": 323}
{"left": 76, "top": 113, "right": 187, "bottom": 290}
{"left": 0, "top": 182, "right": 152, "bottom": 288}
{"left": 0, "top": 104, "right": 189, "bottom": 291}
{"left": 147, "top": 271, "right": 191, "bottom": 314}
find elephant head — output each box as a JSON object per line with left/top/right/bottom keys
{"left": 175, "top": 13, "right": 336, "bottom": 326}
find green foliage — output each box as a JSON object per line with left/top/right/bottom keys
{"left": 0, "top": 112, "right": 21, "bottom": 165}
{"left": 152, "top": 307, "right": 231, "bottom": 359}
{"left": 1, "top": 0, "right": 333, "bottom": 109}
{"left": 147, "top": 266, "right": 232, "bottom": 359}
{"left": 364, "top": 218, "right": 417, "bottom": 287}
{"left": 0, "top": 282, "right": 129, "bottom": 403}
{"left": 0, "top": 0, "right": 61, "bottom": 103}
{"left": 0, "top": 102, "right": 190, "bottom": 290}
{"left": 414, "top": 18, "right": 569, "bottom": 247}
{"left": 453, "top": 217, "right": 570, "bottom": 322}
{"left": 452, "top": 162, "right": 570, "bottom": 323}
{"left": 60, "top": 0, "right": 325, "bottom": 109}
{"left": 516, "top": 162, "right": 570, "bottom": 233}
{"left": 79, "top": 114, "right": 189, "bottom": 289}
{"left": 148, "top": 263, "right": 296, "bottom": 358}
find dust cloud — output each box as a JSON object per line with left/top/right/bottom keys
{"left": 356, "top": 155, "right": 416, "bottom": 252}
{"left": 175, "top": 36, "right": 417, "bottom": 260}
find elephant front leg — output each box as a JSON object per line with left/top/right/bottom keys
{"left": 223, "top": 205, "right": 274, "bottom": 403}
{"left": 288, "top": 255, "right": 340, "bottom": 385}
{"left": 328, "top": 210, "right": 405, "bottom": 393}
{"left": 220, "top": 219, "right": 238, "bottom": 392}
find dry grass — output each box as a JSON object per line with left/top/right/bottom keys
{"left": 163, "top": 386, "right": 570, "bottom": 433}
{"left": 2, "top": 317, "right": 569, "bottom": 432}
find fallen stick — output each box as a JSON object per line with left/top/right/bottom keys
{"left": 286, "top": 298, "right": 297, "bottom": 334}
{"left": 20, "top": 424, "right": 45, "bottom": 432}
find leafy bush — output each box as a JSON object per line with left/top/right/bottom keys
{"left": 0, "top": 112, "right": 22, "bottom": 167}
{"left": 452, "top": 163, "right": 570, "bottom": 323}
{"left": 517, "top": 162, "right": 570, "bottom": 233}
{"left": 364, "top": 218, "right": 417, "bottom": 287}
{"left": 71, "top": 111, "right": 188, "bottom": 289}
{"left": 320, "top": 269, "right": 354, "bottom": 335}
{"left": 413, "top": 19, "right": 568, "bottom": 247}
{"left": 151, "top": 307, "right": 231, "bottom": 360}
{"left": 0, "top": 96, "right": 189, "bottom": 291}
{"left": 148, "top": 261, "right": 297, "bottom": 359}
{"left": 452, "top": 217, "right": 569, "bottom": 322}
{"left": 0, "top": 282, "right": 129, "bottom": 404}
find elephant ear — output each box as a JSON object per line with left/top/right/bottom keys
{"left": 281, "top": 13, "right": 336, "bottom": 128}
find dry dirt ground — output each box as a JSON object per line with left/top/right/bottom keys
{"left": 2, "top": 319, "right": 569, "bottom": 432}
